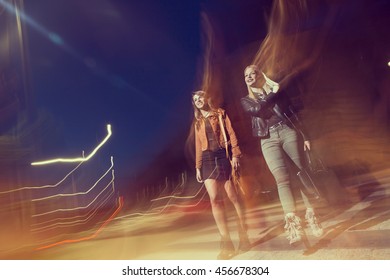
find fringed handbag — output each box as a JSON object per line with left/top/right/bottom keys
{"left": 218, "top": 113, "right": 246, "bottom": 197}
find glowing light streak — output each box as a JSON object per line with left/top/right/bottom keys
{"left": 145, "top": 173, "right": 207, "bottom": 213}
{"left": 154, "top": 198, "right": 207, "bottom": 209}
{"left": 32, "top": 200, "right": 115, "bottom": 233}
{"left": 35, "top": 196, "right": 123, "bottom": 251}
{"left": 31, "top": 124, "right": 112, "bottom": 166}
{"left": 153, "top": 185, "right": 207, "bottom": 211}
{"left": 150, "top": 184, "right": 203, "bottom": 201}
{"left": 0, "top": 161, "right": 84, "bottom": 195}
{"left": 32, "top": 170, "right": 115, "bottom": 218}
{"left": 0, "top": 0, "right": 75, "bottom": 50}
{"left": 150, "top": 174, "right": 186, "bottom": 201}
{"left": 31, "top": 188, "right": 113, "bottom": 228}
{"left": 31, "top": 186, "right": 115, "bottom": 233}
{"left": 117, "top": 187, "right": 208, "bottom": 220}
{"left": 32, "top": 157, "right": 114, "bottom": 202}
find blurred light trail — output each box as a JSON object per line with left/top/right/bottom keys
{"left": 31, "top": 187, "right": 115, "bottom": 233}
{"left": 150, "top": 174, "right": 188, "bottom": 201}
{"left": 31, "top": 124, "right": 112, "bottom": 166}
{"left": 32, "top": 157, "right": 114, "bottom": 202}
{"left": 34, "top": 196, "right": 123, "bottom": 251}
{"left": 148, "top": 174, "right": 208, "bottom": 209}
{"left": 0, "top": 0, "right": 65, "bottom": 46}
{"left": 117, "top": 186, "right": 207, "bottom": 220}
{"left": 32, "top": 169, "right": 115, "bottom": 218}
{"left": 152, "top": 195, "right": 208, "bottom": 210}
{"left": 150, "top": 184, "right": 202, "bottom": 201}
{"left": 0, "top": 161, "right": 84, "bottom": 195}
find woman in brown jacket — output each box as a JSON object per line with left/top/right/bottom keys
{"left": 192, "top": 90, "right": 249, "bottom": 260}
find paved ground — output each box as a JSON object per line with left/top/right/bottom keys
{"left": 2, "top": 168, "right": 390, "bottom": 260}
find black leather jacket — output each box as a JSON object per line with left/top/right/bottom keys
{"left": 240, "top": 91, "right": 308, "bottom": 140}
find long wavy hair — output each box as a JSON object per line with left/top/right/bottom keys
{"left": 191, "top": 90, "right": 217, "bottom": 124}
{"left": 185, "top": 90, "right": 218, "bottom": 167}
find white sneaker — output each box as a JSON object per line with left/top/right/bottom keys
{"left": 305, "top": 208, "right": 324, "bottom": 237}
{"left": 284, "top": 213, "right": 303, "bottom": 245}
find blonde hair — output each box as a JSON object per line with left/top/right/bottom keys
{"left": 244, "top": 64, "right": 260, "bottom": 74}
{"left": 244, "top": 65, "right": 265, "bottom": 98}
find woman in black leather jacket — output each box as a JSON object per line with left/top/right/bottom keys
{"left": 240, "top": 65, "right": 323, "bottom": 245}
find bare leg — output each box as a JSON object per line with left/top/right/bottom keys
{"left": 224, "top": 179, "right": 246, "bottom": 231}
{"left": 205, "top": 179, "right": 235, "bottom": 259}
{"left": 204, "top": 179, "right": 229, "bottom": 237}
{"left": 224, "top": 179, "right": 251, "bottom": 252}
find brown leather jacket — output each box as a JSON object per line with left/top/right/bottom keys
{"left": 195, "top": 109, "right": 241, "bottom": 169}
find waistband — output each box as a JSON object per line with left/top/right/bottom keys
{"left": 269, "top": 121, "right": 285, "bottom": 131}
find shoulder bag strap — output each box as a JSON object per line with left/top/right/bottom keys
{"left": 218, "top": 112, "right": 230, "bottom": 159}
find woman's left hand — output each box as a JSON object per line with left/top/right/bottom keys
{"left": 232, "top": 157, "right": 240, "bottom": 171}
{"left": 304, "top": 140, "right": 311, "bottom": 151}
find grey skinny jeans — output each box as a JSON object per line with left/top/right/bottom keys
{"left": 261, "top": 123, "right": 312, "bottom": 214}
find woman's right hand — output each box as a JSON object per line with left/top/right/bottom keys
{"left": 304, "top": 140, "right": 311, "bottom": 151}
{"left": 196, "top": 168, "right": 203, "bottom": 183}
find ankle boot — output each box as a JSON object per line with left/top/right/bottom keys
{"left": 217, "top": 236, "right": 235, "bottom": 260}
{"left": 284, "top": 212, "right": 303, "bottom": 245}
{"left": 305, "top": 208, "right": 324, "bottom": 237}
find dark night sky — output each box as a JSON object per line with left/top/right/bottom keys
{"left": 20, "top": 0, "right": 270, "bottom": 187}
{"left": 18, "top": 0, "right": 389, "bottom": 193}
{"left": 2, "top": 0, "right": 389, "bottom": 201}
{"left": 24, "top": 1, "right": 203, "bottom": 179}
